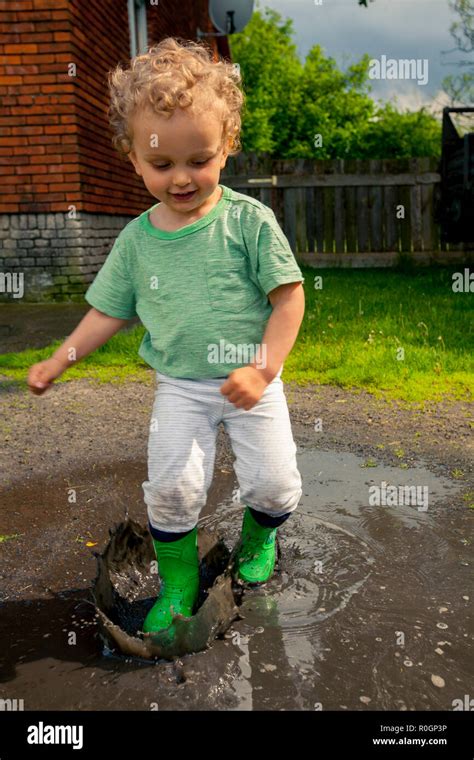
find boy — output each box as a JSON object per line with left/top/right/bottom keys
{"left": 28, "top": 38, "right": 305, "bottom": 635}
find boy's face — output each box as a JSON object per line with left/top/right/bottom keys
{"left": 128, "top": 106, "right": 230, "bottom": 215}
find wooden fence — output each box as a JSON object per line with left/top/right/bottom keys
{"left": 221, "top": 155, "right": 473, "bottom": 267}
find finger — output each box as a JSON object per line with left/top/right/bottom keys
{"left": 33, "top": 372, "right": 49, "bottom": 388}
{"left": 28, "top": 384, "right": 44, "bottom": 395}
{"left": 36, "top": 368, "right": 54, "bottom": 385}
{"left": 28, "top": 379, "right": 47, "bottom": 391}
{"left": 226, "top": 393, "right": 241, "bottom": 404}
{"left": 28, "top": 370, "right": 49, "bottom": 390}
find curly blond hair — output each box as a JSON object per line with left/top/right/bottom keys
{"left": 107, "top": 37, "right": 244, "bottom": 159}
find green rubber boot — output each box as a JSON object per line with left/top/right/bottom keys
{"left": 142, "top": 526, "right": 200, "bottom": 634}
{"left": 233, "top": 507, "right": 277, "bottom": 584}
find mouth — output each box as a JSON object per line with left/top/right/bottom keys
{"left": 170, "top": 190, "right": 197, "bottom": 202}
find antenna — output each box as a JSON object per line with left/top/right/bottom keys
{"left": 197, "top": 0, "right": 254, "bottom": 38}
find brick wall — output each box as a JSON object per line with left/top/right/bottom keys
{"left": 0, "top": 0, "right": 231, "bottom": 302}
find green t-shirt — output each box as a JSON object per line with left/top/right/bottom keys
{"left": 84, "top": 183, "right": 305, "bottom": 379}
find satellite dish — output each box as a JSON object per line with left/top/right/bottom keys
{"left": 209, "top": 0, "right": 254, "bottom": 35}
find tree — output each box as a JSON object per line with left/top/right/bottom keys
{"left": 229, "top": 9, "right": 303, "bottom": 153}
{"left": 359, "top": 102, "right": 441, "bottom": 158}
{"left": 442, "top": 0, "right": 474, "bottom": 106}
{"left": 229, "top": 8, "right": 441, "bottom": 159}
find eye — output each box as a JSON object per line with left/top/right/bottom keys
{"left": 151, "top": 158, "right": 210, "bottom": 170}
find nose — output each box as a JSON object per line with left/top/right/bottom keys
{"left": 171, "top": 171, "right": 192, "bottom": 188}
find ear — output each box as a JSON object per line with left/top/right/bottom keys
{"left": 128, "top": 150, "right": 142, "bottom": 176}
{"left": 220, "top": 138, "right": 232, "bottom": 169}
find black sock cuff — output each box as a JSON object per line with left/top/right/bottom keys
{"left": 248, "top": 506, "right": 292, "bottom": 528}
{"left": 148, "top": 522, "right": 196, "bottom": 542}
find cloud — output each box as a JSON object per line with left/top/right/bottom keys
{"left": 371, "top": 85, "right": 449, "bottom": 114}
{"left": 261, "top": 0, "right": 461, "bottom": 102}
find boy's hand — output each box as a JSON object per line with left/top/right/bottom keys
{"left": 27, "top": 357, "right": 66, "bottom": 396}
{"left": 219, "top": 366, "right": 270, "bottom": 410}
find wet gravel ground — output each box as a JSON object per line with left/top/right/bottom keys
{"left": 0, "top": 375, "right": 471, "bottom": 489}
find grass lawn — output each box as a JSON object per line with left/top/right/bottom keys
{"left": 1, "top": 267, "right": 472, "bottom": 405}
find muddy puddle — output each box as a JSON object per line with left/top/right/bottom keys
{"left": 0, "top": 446, "right": 471, "bottom": 710}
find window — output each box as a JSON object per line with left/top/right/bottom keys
{"left": 128, "top": 0, "right": 148, "bottom": 58}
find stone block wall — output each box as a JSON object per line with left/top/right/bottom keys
{"left": 0, "top": 213, "right": 133, "bottom": 303}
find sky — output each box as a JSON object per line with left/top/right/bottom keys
{"left": 249, "top": 0, "right": 472, "bottom": 116}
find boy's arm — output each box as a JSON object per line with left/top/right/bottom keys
{"left": 28, "top": 307, "right": 132, "bottom": 395}
{"left": 50, "top": 307, "right": 131, "bottom": 370}
{"left": 248, "top": 282, "right": 305, "bottom": 382}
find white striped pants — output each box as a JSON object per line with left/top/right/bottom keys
{"left": 142, "top": 369, "right": 303, "bottom": 533}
